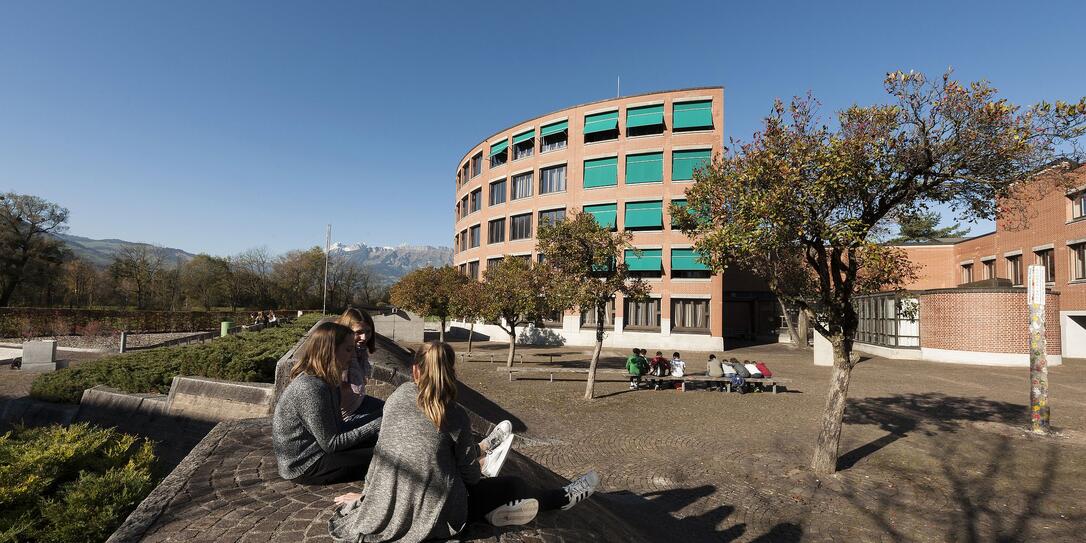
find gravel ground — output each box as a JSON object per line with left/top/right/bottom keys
{"left": 425, "top": 339, "right": 1086, "bottom": 542}
{"left": 0, "top": 332, "right": 212, "bottom": 351}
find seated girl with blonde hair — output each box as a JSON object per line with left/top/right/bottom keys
{"left": 328, "top": 341, "right": 600, "bottom": 541}
{"left": 335, "top": 307, "right": 385, "bottom": 435}
{"left": 272, "top": 322, "right": 378, "bottom": 485}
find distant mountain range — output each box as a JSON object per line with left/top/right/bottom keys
{"left": 329, "top": 243, "right": 453, "bottom": 282}
{"left": 51, "top": 232, "right": 452, "bottom": 282}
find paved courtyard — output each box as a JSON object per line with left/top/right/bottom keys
{"left": 438, "top": 339, "right": 1086, "bottom": 542}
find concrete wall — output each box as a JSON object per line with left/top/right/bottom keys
{"left": 371, "top": 309, "right": 424, "bottom": 344}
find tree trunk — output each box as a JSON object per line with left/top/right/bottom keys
{"left": 584, "top": 339, "right": 604, "bottom": 400}
{"left": 439, "top": 316, "right": 446, "bottom": 343}
{"left": 812, "top": 335, "right": 854, "bottom": 475}
{"left": 778, "top": 299, "right": 802, "bottom": 348}
{"left": 798, "top": 310, "right": 810, "bottom": 349}
{"left": 468, "top": 322, "right": 475, "bottom": 353}
{"left": 505, "top": 326, "right": 517, "bottom": 368}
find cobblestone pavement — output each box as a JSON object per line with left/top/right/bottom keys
{"left": 449, "top": 341, "right": 1086, "bottom": 542}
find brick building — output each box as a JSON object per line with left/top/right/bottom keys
{"left": 858, "top": 164, "right": 1086, "bottom": 365}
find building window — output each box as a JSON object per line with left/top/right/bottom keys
{"left": 460, "top": 163, "right": 470, "bottom": 185}
{"left": 489, "top": 179, "right": 506, "bottom": 206}
{"left": 471, "top": 153, "right": 483, "bottom": 178}
{"left": 540, "top": 307, "right": 563, "bottom": 327}
{"left": 1036, "top": 249, "right": 1055, "bottom": 283}
{"left": 625, "top": 248, "right": 663, "bottom": 279}
{"left": 1072, "top": 244, "right": 1086, "bottom": 281}
{"left": 460, "top": 196, "right": 469, "bottom": 219}
{"left": 470, "top": 188, "right": 482, "bottom": 213}
{"left": 1008, "top": 255, "right": 1023, "bottom": 286}
{"left": 584, "top": 157, "right": 618, "bottom": 188}
{"left": 982, "top": 259, "right": 995, "bottom": 280}
{"left": 580, "top": 298, "right": 615, "bottom": 329}
{"left": 672, "top": 299, "right": 710, "bottom": 333}
{"left": 626, "top": 104, "right": 664, "bottom": 137}
{"left": 512, "top": 130, "right": 535, "bottom": 160}
{"left": 540, "top": 120, "right": 568, "bottom": 152}
{"left": 539, "top": 164, "right": 567, "bottom": 194}
{"left": 671, "top": 248, "right": 711, "bottom": 279}
{"left": 624, "top": 298, "right": 661, "bottom": 331}
{"left": 673, "top": 100, "right": 714, "bottom": 131}
{"left": 459, "top": 229, "right": 468, "bottom": 251}
{"left": 583, "top": 110, "right": 619, "bottom": 143}
{"left": 459, "top": 263, "right": 466, "bottom": 275}
{"left": 487, "top": 257, "right": 503, "bottom": 270}
{"left": 510, "top": 213, "right": 532, "bottom": 240}
{"left": 624, "top": 200, "right": 663, "bottom": 231}
{"left": 488, "top": 218, "right": 505, "bottom": 244}
{"left": 960, "top": 263, "right": 973, "bottom": 284}
{"left": 1071, "top": 191, "right": 1086, "bottom": 220}
{"left": 538, "top": 208, "right": 566, "bottom": 229}
{"left": 511, "top": 172, "right": 533, "bottom": 200}
{"left": 490, "top": 140, "right": 508, "bottom": 168}
{"left": 469, "top": 225, "right": 480, "bottom": 248}
{"left": 584, "top": 203, "right": 617, "bottom": 230}
{"left": 468, "top": 261, "right": 479, "bottom": 280}
{"left": 626, "top": 152, "right": 664, "bottom": 184}
{"left": 672, "top": 149, "right": 711, "bottom": 182}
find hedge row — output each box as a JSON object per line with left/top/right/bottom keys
{"left": 0, "top": 307, "right": 309, "bottom": 337}
{"left": 0, "top": 423, "right": 157, "bottom": 543}
{"left": 30, "top": 314, "right": 322, "bottom": 404}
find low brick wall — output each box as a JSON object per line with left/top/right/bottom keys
{"left": 919, "top": 288, "right": 1061, "bottom": 355}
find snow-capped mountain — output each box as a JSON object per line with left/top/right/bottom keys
{"left": 328, "top": 243, "right": 453, "bottom": 282}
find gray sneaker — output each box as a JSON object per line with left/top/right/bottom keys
{"left": 561, "top": 470, "right": 601, "bottom": 510}
{"left": 485, "top": 498, "right": 539, "bottom": 526}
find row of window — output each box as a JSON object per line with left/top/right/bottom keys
{"left": 456, "top": 100, "right": 715, "bottom": 187}
{"left": 960, "top": 247, "right": 1064, "bottom": 286}
{"left": 454, "top": 246, "right": 711, "bottom": 282}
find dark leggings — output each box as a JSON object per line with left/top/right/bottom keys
{"left": 293, "top": 443, "right": 375, "bottom": 485}
{"left": 465, "top": 476, "right": 567, "bottom": 522}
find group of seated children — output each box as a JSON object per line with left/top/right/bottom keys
{"left": 626, "top": 349, "right": 686, "bottom": 390}
{"left": 273, "top": 308, "right": 600, "bottom": 541}
{"left": 706, "top": 355, "right": 775, "bottom": 393}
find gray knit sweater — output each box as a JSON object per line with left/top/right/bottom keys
{"left": 328, "top": 381, "right": 481, "bottom": 542}
{"left": 273, "top": 373, "right": 377, "bottom": 480}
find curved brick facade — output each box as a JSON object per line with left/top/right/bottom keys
{"left": 919, "top": 289, "right": 1061, "bottom": 355}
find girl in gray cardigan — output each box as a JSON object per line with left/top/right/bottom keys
{"left": 273, "top": 322, "right": 381, "bottom": 485}
{"left": 328, "top": 341, "right": 600, "bottom": 542}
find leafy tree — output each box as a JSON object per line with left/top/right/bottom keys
{"left": 481, "top": 257, "right": 561, "bottom": 367}
{"left": 890, "top": 210, "right": 970, "bottom": 242}
{"left": 389, "top": 265, "right": 466, "bottom": 342}
{"left": 271, "top": 247, "right": 325, "bottom": 309}
{"left": 677, "top": 71, "right": 1085, "bottom": 475}
{"left": 180, "top": 254, "right": 229, "bottom": 310}
{"left": 109, "top": 245, "right": 167, "bottom": 309}
{"left": 0, "top": 193, "right": 70, "bottom": 306}
{"left": 451, "top": 279, "right": 487, "bottom": 353}
{"left": 536, "top": 212, "right": 650, "bottom": 399}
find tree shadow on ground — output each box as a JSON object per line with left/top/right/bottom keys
{"left": 837, "top": 392, "right": 1027, "bottom": 470}
{"left": 602, "top": 486, "right": 803, "bottom": 543}
{"left": 835, "top": 433, "right": 1086, "bottom": 543}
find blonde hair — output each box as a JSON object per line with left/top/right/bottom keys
{"left": 291, "top": 322, "right": 353, "bottom": 387}
{"left": 336, "top": 307, "right": 377, "bottom": 354}
{"left": 413, "top": 341, "right": 458, "bottom": 430}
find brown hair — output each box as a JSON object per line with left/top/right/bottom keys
{"left": 290, "top": 322, "right": 353, "bottom": 386}
{"left": 337, "top": 307, "right": 377, "bottom": 354}
{"left": 412, "top": 341, "right": 458, "bottom": 430}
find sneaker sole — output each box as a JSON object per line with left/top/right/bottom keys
{"left": 488, "top": 500, "right": 539, "bottom": 526}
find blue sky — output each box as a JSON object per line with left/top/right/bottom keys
{"left": 2, "top": 1, "right": 1084, "bottom": 256}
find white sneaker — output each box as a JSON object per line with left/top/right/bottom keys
{"left": 481, "top": 432, "right": 514, "bottom": 478}
{"left": 561, "top": 470, "right": 601, "bottom": 510}
{"left": 481, "top": 420, "right": 512, "bottom": 453}
{"left": 485, "top": 498, "right": 539, "bottom": 526}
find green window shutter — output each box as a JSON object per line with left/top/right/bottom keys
{"left": 624, "top": 249, "right": 662, "bottom": 271}
{"left": 592, "top": 256, "right": 616, "bottom": 273}
{"left": 584, "top": 111, "right": 619, "bottom": 134}
{"left": 540, "top": 120, "right": 568, "bottom": 137}
{"left": 672, "top": 149, "right": 711, "bottom": 181}
{"left": 584, "top": 157, "right": 618, "bottom": 188}
{"left": 626, "top": 152, "right": 663, "bottom": 184}
{"left": 583, "top": 203, "right": 617, "bottom": 229}
{"left": 624, "top": 200, "right": 663, "bottom": 229}
{"left": 670, "top": 199, "right": 687, "bottom": 226}
{"left": 513, "top": 130, "right": 535, "bottom": 144}
{"left": 671, "top": 248, "right": 710, "bottom": 271}
{"left": 489, "top": 139, "right": 509, "bottom": 157}
{"left": 626, "top": 104, "right": 664, "bottom": 128}
{"left": 673, "top": 100, "right": 714, "bottom": 130}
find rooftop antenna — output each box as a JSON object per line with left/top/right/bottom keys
{"left": 322, "top": 224, "right": 331, "bottom": 315}
{"left": 617, "top": 76, "right": 621, "bottom": 98}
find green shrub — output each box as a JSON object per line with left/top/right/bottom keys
{"left": 30, "top": 314, "right": 322, "bottom": 404}
{"left": 0, "top": 423, "right": 156, "bottom": 543}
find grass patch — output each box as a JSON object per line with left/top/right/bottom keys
{"left": 0, "top": 423, "right": 157, "bottom": 543}
{"left": 30, "top": 314, "right": 322, "bottom": 404}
